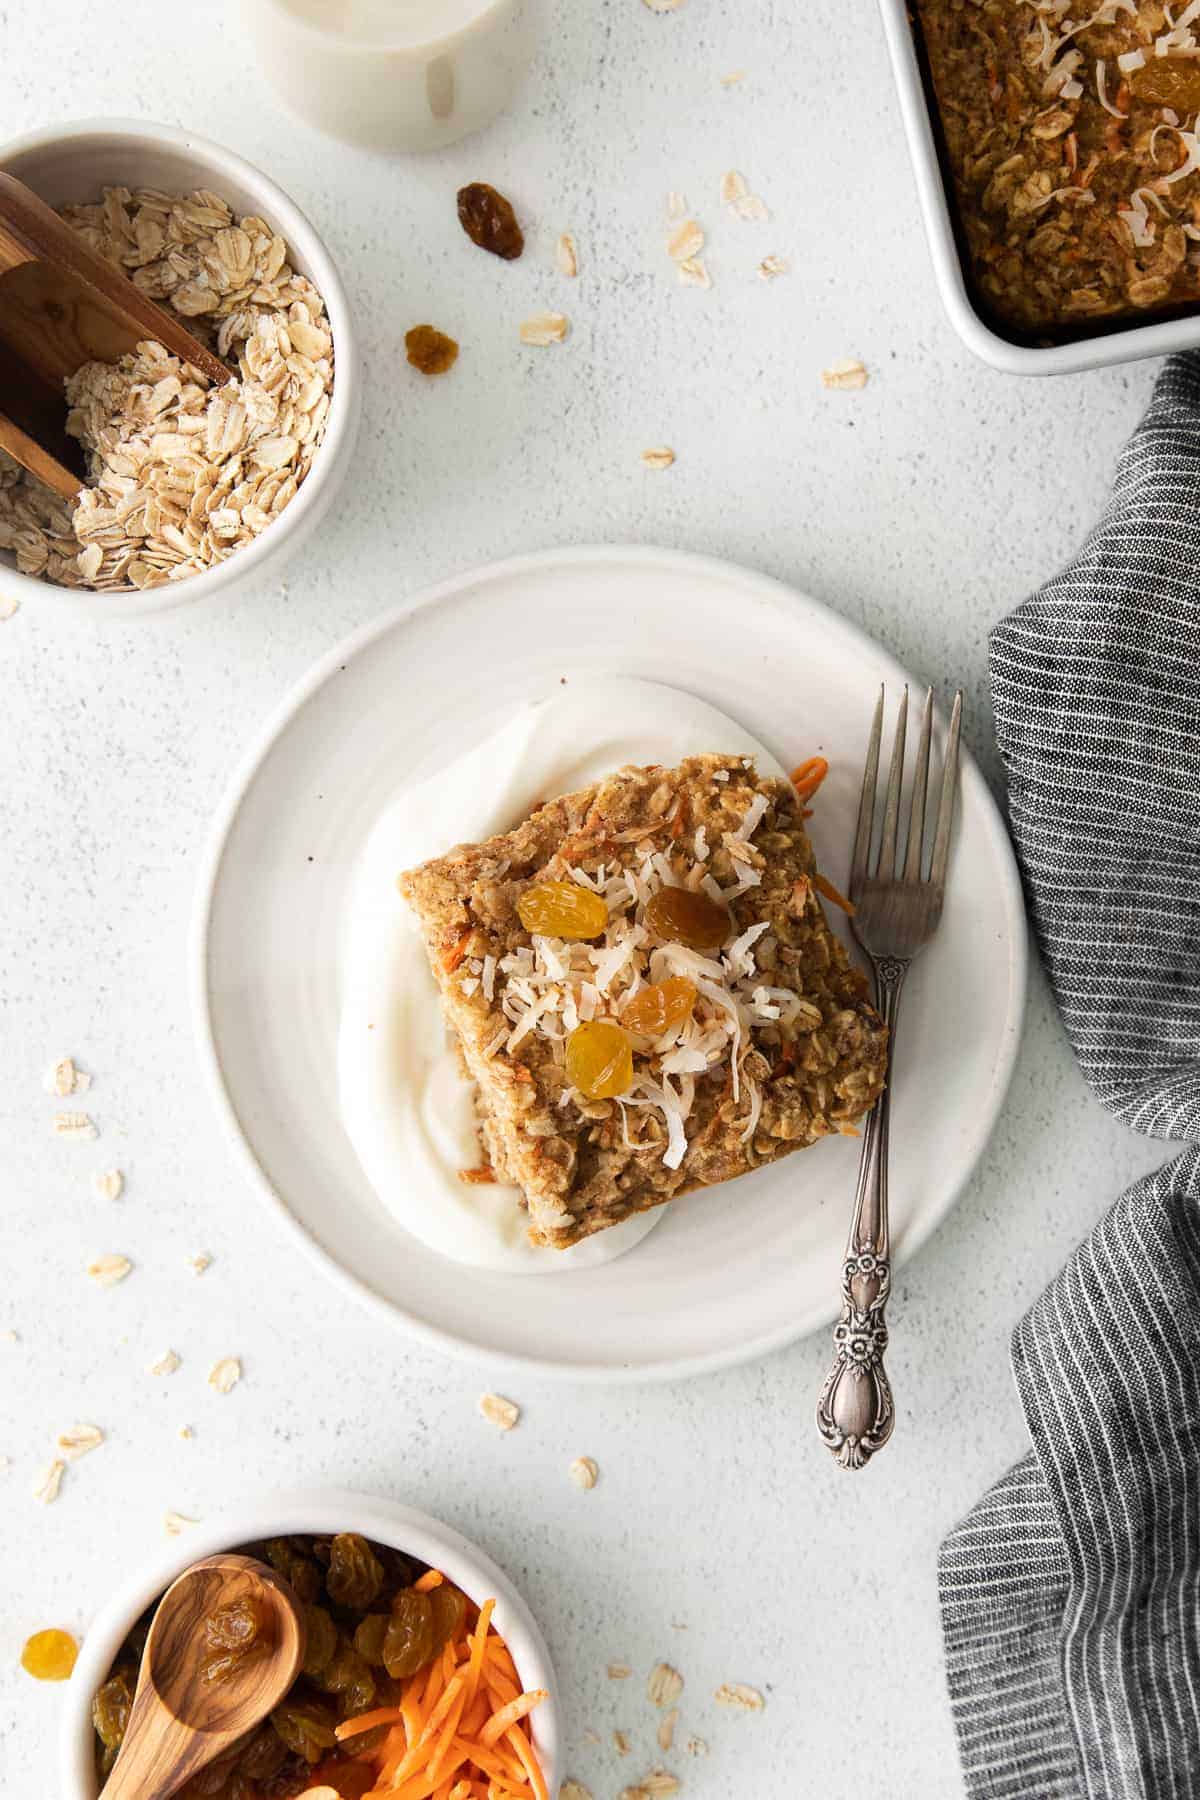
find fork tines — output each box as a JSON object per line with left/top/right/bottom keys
{"left": 851, "top": 686, "right": 963, "bottom": 896}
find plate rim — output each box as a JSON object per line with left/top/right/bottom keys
{"left": 191, "top": 543, "right": 1028, "bottom": 1384}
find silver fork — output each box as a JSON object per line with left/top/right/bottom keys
{"left": 815, "top": 685, "right": 963, "bottom": 1470}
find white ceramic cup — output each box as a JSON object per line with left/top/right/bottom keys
{"left": 0, "top": 118, "right": 361, "bottom": 623}
{"left": 242, "top": 0, "right": 529, "bottom": 152}
{"left": 59, "top": 1486, "right": 561, "bottom": 1798}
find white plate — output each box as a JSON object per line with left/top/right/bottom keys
{"left": 193, "top": 547, "right": 1027, "bottom": 1382}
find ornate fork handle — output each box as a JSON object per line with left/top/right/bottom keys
{"left": 816, "top": 957, "right": 907, "bottom": 1470}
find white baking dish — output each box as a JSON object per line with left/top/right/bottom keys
{"left": 877, "top": 0, "right": 1200, "bottom": 374}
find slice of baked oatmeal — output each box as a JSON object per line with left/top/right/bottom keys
{"left": 398, "top": 754, "right": 888, "bottom": 1250}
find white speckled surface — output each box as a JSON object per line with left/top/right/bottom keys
{"left": 0, "top": 2, "right": 1172, "bottom": 1795}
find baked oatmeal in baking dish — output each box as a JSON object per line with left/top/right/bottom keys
{"left": 398, "top": 755, "right": 888, "bottom": 1250}
{"left": 915, "top": 0, "right": 1200, "bottom": 332}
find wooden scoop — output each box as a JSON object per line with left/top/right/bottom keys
{"left": 0, "top": 172, "right": 229, "bottom": 500}
{"left": 99, "top": 1553, "right": 306, "bottom": 1800}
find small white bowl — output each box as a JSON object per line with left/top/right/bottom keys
{"left": 0, "top": 118, "right": 360, "bottom": 620}
{"left": 60, "top": 1487, "right": 561, "bottom": 1798}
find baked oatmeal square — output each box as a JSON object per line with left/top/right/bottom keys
{"left": 398, "top": 754, "right": 888, "bottom": 1250}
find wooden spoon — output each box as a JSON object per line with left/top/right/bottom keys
{"left": 0, "top": 172, "right": 230, "bottom": 501}
{"left": 99, "top": 1553, "right": 306, "bottom": 1800}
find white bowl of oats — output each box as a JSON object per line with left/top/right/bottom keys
{"left": 0, "top": 118, "right": 358, "bottom": 619}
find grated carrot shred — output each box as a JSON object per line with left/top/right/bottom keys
{"left": 814, "top": 871, "right": 856, "bottom": 916}
{"left": 415, "top": 1569, "right": 445, "bottom": 1592}
{"left": 791, "top": 755, "right": 829, "bottom": 802}
{"left": 347, "top": 1580, "right": 547, "bottom": 1800}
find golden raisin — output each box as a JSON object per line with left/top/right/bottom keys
{"left": 1130, "top": 56, "right": 1200, "bottom": 110}
{"left": 457, "top": 182, "right": 524, "bottom": 259}
{"left": 382, "top": 1588, "right": 435, "bottom": 1679}
{"left": 428, "top": 1583, "right": 467, "bottom": 1656}
{"left": 21, "top": 1628, "right": 78, "bottom": 1681}
{"left": 644, "top": 885, "right": 729, "bottom": 951}
{"left": 405, "top": 325, "right": 459, "bottom": 375}
{"left": 517, "top": 880, "right": 608, "bottom": 941}
{"left": 326, "top": 1533, "right": 384, "bottom": 1610}
{"left": 622, "top": 977, "right": 697, "bottom": 1037}
{"left": 566, "top": 1020, "right": 634, "bottom": 1099}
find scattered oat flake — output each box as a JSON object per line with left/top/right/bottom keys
{"left": 44, "top": 1056, "right": 90, "bottom": 1096}
{"left": 54, "top": 1111, "right": 97, "bottom": 1140}
{"left": 677, "top": 257, "right": 711, "bottom": 289}
{"left": 667, "top": 218, "right": 705, "bottom": 262}
{"left": 479, "top": 1392, "right": 520, "bottom": 1430}
{"left": 208, "top": 1357, "right": 242, "bottom": 1395}
{"left": 648, "top": 1663, "right": 684, "bottom": 1708}
{"left": 734, "top": 194, "right": 771, "bottom": 222}
{"left": 520, "top": 312, "right": 569, "bottom": 346}
{"left": 149, "top": 1349, "right": 181, "bottom": 1377}
{"left": 0, "top": 594, "right": 19, "bottom": 621}
{"left": 188, "top": 1253, "right": 212, "bottom": 1275}
{"left": 178, "top": 1424, "right": 194, "bottom": 1440}
{"left": 560, "top": 1784, "right": 594, "bottom": 1800}
{"left": 569, "top": 1455, "right": 599, "bottom": 1489}
{"left": 758, "top": 255, "right": 790, "bottom": 280}
{"left": 721, "top": 68, "right": 747, "bottom": 84}
{"left": 667, "top": 192, "right": 688, "bottom": 219}
{"left": 93, "top": 1169, "right": 124, "bottom": 1202}
{"left": 614, "top": 1730, "right": 632, "bottom": 1755}
{"left": 658, "top": 1709, "right": 678, "bottom": 1752}
{"left": 164, "top": 1510, "right": 198, "bottom": 1535}
{"left": 643, "top": 0, "right": 686, "bottom": 9}
{"left": 608, "top": 1662, "right": 632, "bottom": 1680}
{"left": 88, "top": 1254, "right": 131, "bottom": 1287}
{"left": 714, "top": 1682, "right": 765, "bottom": 1711}
{"left": 581, "top": 1728, "right": 602, "bottom": 1747}
{"left": 627, "top": 1774, "right": 681, "bottom": 1799}
{"left": 720, "top": 170, "right": 748, "bottom": 205}
{"left": 641, "top": 447, "right": 676, "bottom": 470}
{"left": 556, "top": 233, "right": 579, "bottom": 277}
{"left": 57, "top": 1424, "right": 103, "bottom": 1460}
{"left": 822, "top": 357, "right": 869, "bottom": 391}
{"left": 1, "top": 1328, "right": 18, "bottom": 1344}
{"left": 685, "top": 1737, "right": 708, "bottom": 1757}
{"left": 34, "top": 1459, "right": 65, "bottom": 1504}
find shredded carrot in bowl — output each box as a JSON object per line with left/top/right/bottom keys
{"left": 791, "top": 755, "right": 829, "bottom": 803}
{"left": 335, "top": 1577, "right": 549, "bottom": 1800}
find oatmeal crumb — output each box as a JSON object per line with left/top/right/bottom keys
{"left": 648, "top": 1663, "right": 684, "bottom": 1708}
{"left": 164, "top": 1510, "right": 198, "bottom": 1535}
{"left": 560, "top": 1784, "right": 594, "bottom": 1800}
{"left": 714, "top": 1682, "right": 765, "bottom": 1711}
{"left": 821, "top": 357, "right": 869, "bottom": 391}
{"left": 720, "top": 170, "right": 748, "bottom": 205}
{"left": 685, "top": 1736, "right": 708, "bottom": 1757}
{"left": 569, "top": 1455, "right": 599, "bottom": 1489}
{"left": 54, "top": 1111, "right": 97, "bottom": 1140}
{"left": 88, "top": 1254, "right": 132, "bottom": 1287}
{"left": 641, "top": 448, "right": 676, "bottom": 470}
{"left": 34, "top": 1459, "right": 65, "bottom": 1504}
{"left": 626, "top": 1773, "right": 681, "bottom": 1799}
{"left": 758, "top": 255, "right": 790, "bottom": 280}
{"left": 178, "top": 1424, "right": 194, "bottom": 1440}
{"left": 667, "top": 218, "right": 705, "bottom": 262}
{"left": 677, "top": 257, "right": 712, "bottom": 289}
{"left": 57, "top": 1424, "right": 104, "bottom": 1460}
{"left": 149, "top": 1349, "right": 181, "bottom": 1377}
{"left": 608, "top": 1662, "right": 633, "bottom": 1680}
{"left": 667, "top": 192, "right": 688, "bottom": 219}
{"left": 658, "top": 1708, "right": 678, "bottom": 1751}
{"left": 581, "top": 1728, "right": 601, "bottom": 1746}
{"left": 93, "top": 1169, "right": 124, "bottom": 1202}
{"left": 721, "top": 68, "right": 746, "bottom": 84}
{"left": 188, "top": 1253, "right": 212, "bottom": 1276}
{"left": 734, "top": 194, "right": 770, "bottom": 222}
{"left": 642, "top": 0, "right": 686, "bottom": 9}
{"left": 44, "top": 1057, "right": 90, "bottom": 1097}
{"left": 0, "top": 595, "right": 18, "bottom": 621}
{"left": 614, "top": 1729, "right": 632, "bottom": 1755}
{"left": 556, "top": 233, "right": 579, "bottom": 277}
{"left": 479, "top": 1392, "right": 520, "bottom": 1430}
{"left": 520, "top": 312, "right": 569, "bottom": 346}
{"left": 1, "top": 1328, "right": 18, "bottom": 1344}
{"left": 208, "top": 1357, "right": 242, "bottom": 1395}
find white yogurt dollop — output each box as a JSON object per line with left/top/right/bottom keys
{"left": 337, "top": 677, "right": 787, "bottom": 1274}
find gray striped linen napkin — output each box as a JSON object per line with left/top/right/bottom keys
{"left": 938, "top": 351, "right": 1200, "bottom": 1800}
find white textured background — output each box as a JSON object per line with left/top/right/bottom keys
{"left": 0, "top": 1, "right": 1172, "bottom": 1795}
